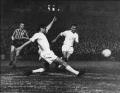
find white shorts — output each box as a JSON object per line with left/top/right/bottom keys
{"left": 62, "top": 45, "right": 74, "bottom": 54}
{"left": 40, "top": 51, "right": 57, "bottom": 64}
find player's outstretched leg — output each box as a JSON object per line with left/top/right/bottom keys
{"left": 24, "top": 68, "right": 46, "bottom": 76}
{"left": 24, "top": 60, "right": 49, "bottom": 76}
{"left": 57, "top": 51, "right": 69, "bottom": 70}
{"left": 54, "top": 57, "right": 85, "bottom": 77}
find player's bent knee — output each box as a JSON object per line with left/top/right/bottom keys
{"left": 11, "top": 46, "right": 15, "bottom": 52}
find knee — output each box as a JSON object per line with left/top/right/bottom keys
{"left": 55, "top": 57, "right": 68, "bottom": 67}
{"left": 11, "top": 46, "right": 15, "bottom": 52}
{"left": 61, "top": 61, "right": 68, "bottom": 67}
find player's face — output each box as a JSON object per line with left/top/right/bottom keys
{"left": 71, "top": 26, "right": 77, "bottom": 33}
{"left": 40, "top": 28, "right": 46, "bottom": 33}
{"left": 20, "top": 23, "right": 24, "bottom": 29}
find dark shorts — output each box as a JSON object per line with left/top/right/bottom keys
{"left": 11, "top": 39, "right": 28, "bottom": 48}
{"left": 40, "top": 58, "right": 60, "bottom": 71}
{"left": 40, "top": 59, "right": 50, "bottom": 71}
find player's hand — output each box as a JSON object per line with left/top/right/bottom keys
{"left": 51, "top": 39, "right": 56, "bottom": 43}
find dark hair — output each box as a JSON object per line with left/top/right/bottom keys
{"left": 36, "top": 24, "right": 46, "bottom": 31}
{"left": 40, "top": 24, "right": 46, "bottom": 28}
{"left": 20, "top": 23, "right": 24, "bottom": 25}
{"left": 71, "top": 24, "right": 78, "bottom": 27}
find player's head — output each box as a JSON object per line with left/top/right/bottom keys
{"left": 39, "top": 24, "right": 46, "bottom": 33}
{"left": 70, "top": 24, "right": 77, "bottom": 33}
{"left": 19, "top": 23, "right": 24, "bottom": 29}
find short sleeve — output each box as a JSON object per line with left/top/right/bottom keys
{"left": 60, "top": 31, "right": 66, "bottom": 36}
{"left": 60, "top": 32, "right": 63, "bottom": 36}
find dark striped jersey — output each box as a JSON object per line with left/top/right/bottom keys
{"left": 12, "top": 28, "right": 29, "bottom": 40}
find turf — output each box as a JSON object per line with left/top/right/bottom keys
{"left": 1, "top": 61, "right": 120, "bottom": 93}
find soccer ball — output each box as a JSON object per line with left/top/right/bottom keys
{"left": 102, "top": 49, "right": 111, "bottom": 57}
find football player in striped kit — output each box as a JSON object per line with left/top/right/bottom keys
{"left": 9, "top": 23, "right": 29, "bottom": 68}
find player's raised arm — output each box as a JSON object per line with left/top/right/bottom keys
{"left": 52, "top": 31, "right": 65, "bottom": 43}
{"left": 45, "top": 16, "right": 57, "bottom": 33}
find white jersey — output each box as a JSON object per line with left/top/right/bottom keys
{"left": 60, "top": 30, "right": 79, "bottom": 46}
{"left": 30, "top": 32, "right": 51, "bottom": 53}
{"left": 30, "top": 32, "right": 57, "bottom": 64}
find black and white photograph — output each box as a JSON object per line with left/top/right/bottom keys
{"left": 1, "top": 0, "right": 120, "bottom": 92}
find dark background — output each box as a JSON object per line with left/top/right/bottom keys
{"left": 1, "top": 0, "right": 120, "bottom": 61}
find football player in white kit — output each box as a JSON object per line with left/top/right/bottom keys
{"left": 16, "top": 17, "right": 84, "bottom": 77}
{"left": 52, "top": 24, "right": 79, "bottom": 62}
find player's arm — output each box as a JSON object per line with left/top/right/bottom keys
{"left": 45, "top": 16, "right": 57, "bottom": 33}
{"left": 16, "top": 40, "right": 31, "bottom": 56}
{"left": 75, "top": 34, "right": 79, "bottom": 43}
{"left": 52, "top": 31, "right": 66, "bottom": 43}
{"left": 19, "top": 40, "right": 31, "bottom": 49}
{"left": 23, "top": 30, "right": 29, "bottom": 39}
{"left": 16, "top": 33, "right": 38, "bottom": 55}
{"left": 52, "top": 34, "right": 61, "bottom": 43}
{"left": 11, "top": 29, "right": 17, "bottom": 40}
